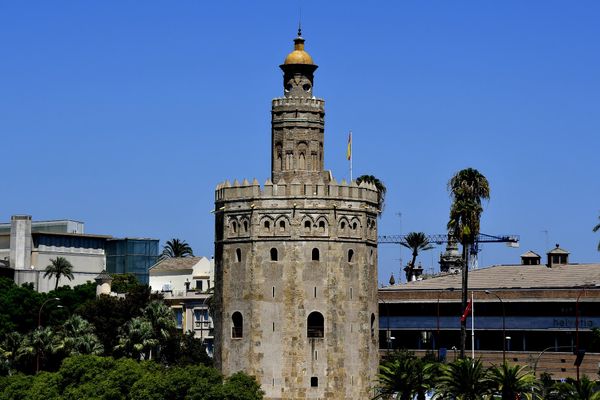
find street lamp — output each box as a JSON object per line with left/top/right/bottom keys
{"left": 484, "top": 290, "right": 506, "bottom": 363}
{"left": 38, "top": 297, "right": 61, "bottom": 328}
{"left": 36, "top": 297, "right": 61, "bottom": 373}
{"left": 436, "top": 287, "right": 455, "bottom": 351}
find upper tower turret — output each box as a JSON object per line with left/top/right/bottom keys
{"left": 272, "top": 31, "right": 327, "bottom": 184}
{"left": 280, "top": 28, "right": 318, "bottom": 98}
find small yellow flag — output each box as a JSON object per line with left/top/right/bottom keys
{"left": 346, "top": 131, "right": 352, "bottom": 160}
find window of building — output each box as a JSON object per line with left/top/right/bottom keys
{"left": 174, "top": 308, "right": 183, "bottom": 329}
{"left": 348, "top": 249, "right": 354, "bottom": 263}
{"left": 231, "top": 221, "right": 238, "bottom": 234}
{"left": 235, "top": 248, "right": 242, "bottom": 263}
{"left": 340, "top": 221, "right": 346, "bottom": 230}
{"left": 232, "top": 312, "right": 243, "bottom": 338}
{"left": 264, "top": 220, "right": 271, "bottom": 231}
{"left": 270, "top": 248, "right": 278, "bottom": 261}
{"left": 307, "top": 311, "right": 324, "bottom": 338}
{"left": 312, "top": 248, "right": 320, "bottom": 261}
{"left": 196, "top": 280, "right": 203, "bottom": 291}
{"left": 318, "top": 220, "right": 326, "bottom": 232}
{"left": 352, "top": 221, "right": 358, "bottom": 230}
{"left": 310, "top": 377, "right": 318, "bottom": 387}
{"left": 207, "top": 279, "right": 210, "bottom": 289}
{"left": 279, "top": 220, "right": 286, "bottom": 231}
{"left": 243, "top": 220, "right": 248, "bottom": 232}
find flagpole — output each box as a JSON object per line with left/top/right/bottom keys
{"left": 471, "top": 291, "right": 475, "bottom": 360}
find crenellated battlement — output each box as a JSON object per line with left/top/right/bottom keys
{"left": 272, "top": 97, "right": 324, "bottom": 109}
{"left": 215, "top": 177, "right": 378, "bottom": 204}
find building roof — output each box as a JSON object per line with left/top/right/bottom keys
{"left": 149, "top": 256, "right": 203, "bottom": 272}
{"left": 548, "top": 245, "right": 570, "bottom": 255}
{"left": 381, "top": 263, "right": 600, "bottom": 291}
{"left": 520, "top": 250, "right": 541, "bottom": 258}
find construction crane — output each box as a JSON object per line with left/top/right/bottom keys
{"left": 378, "top": 233, "right": 520, "bottom": 271}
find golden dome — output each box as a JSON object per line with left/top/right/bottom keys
{"left": 283, "top": 36, "right": 314, "bottom": 65}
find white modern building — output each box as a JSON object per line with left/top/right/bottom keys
{"left": 149, "top": 256, "right": 215, "bottom": 354}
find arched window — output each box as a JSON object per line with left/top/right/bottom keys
{"left": 231, "top": 221, "right": 238, "bottom": 233}
{"left": 232, "top": 312, "right": 243, "bottom": 338}
{"left": 370, "top": 313, "right": 376, "bottom": 337}
{"left": 243, "top": 220, "right": 248, "bottom": 233}
{"left": 270, "top": 248, "right": 278, "bottom": 261}
{"left": 352, "top": 222, "right": 358, "bottom": 230}
{"left": 318, "top": 220, "right": 326, "bottom": 232}
{"left": 307, "top": 311, "right": 324, "bottom": 338}
{"left": 235, "top": 248, "right": 241, "bottom": 263}
{"left": 264, "top": 220, "right": 271, "bottom": 232}
{"left": 304, "top": 220, "right": 311, "bottom": 232}
{"left": 348, "top": 249, "right": 354, "bottom": 263}
{"left": 299, "top": 152, "right": 306, "bottom": 169}
{"left": 340, "top": 221, "right": 346, "bottom": 230}
{"left": 312, "top": 248, "right": 320, "bottom": 261}
{"left": 279, "top": 220, "right": 286, "bottom": 231}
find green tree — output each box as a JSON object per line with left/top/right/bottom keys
{"left": 435, "top": 358, "right": 491, "bottom": 400}
{"left": 161, "top": 238, "right": 194, "bottom": 259}
{"left": 554, "top": 376, "right": 600, "bottom": 400}
{"left": 488, "top": 362, "right": 537, "bottom": 400}
{"left": 447, "top": 168, "right": 490, "bottom": 358}
{"left": 44, "top": 257, "right": 75, "bottom": 291}
{"left": 114, "top": 317, "right": 158, "bottom": 360}
{"left": 373, "top": 350, "right": 437, "bottom": 400}
{"left": 60, "top": 315, "right": 103, "bottom": 356}
{"left": 0, "top": 332, "right": 24, "bottom": 376}
{"left": 18, "top": 326, "right": 62, "bottom": 373}
{"left": 401, "top": 232, "right": 435, "bottom": 282}
{"left": 356, "top": 174, "right": 387, "bottom": 214}
{"left": 142, "top": 300, "right": 177, "bottom": 361}
{"left": 111, "top": 273, "right": 139, "bottom": 293}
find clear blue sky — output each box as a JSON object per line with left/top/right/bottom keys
{"left": 2, "top": 1, "right": 599, "bottom": 285}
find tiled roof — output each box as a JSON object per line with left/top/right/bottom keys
{"left": 547, "top": 246, "right": 569, "bottom": 255}
{"left": 149, "top": 256, "right": 202, "bottom": 272}
{"left": 94, "top": 269, "right": 112, "bottom": 281}
{"left": 520, "top": 250, "right": 541, "bottom": 258}
{"left": 382, "top": 263, "right": 600, "bottom": 291}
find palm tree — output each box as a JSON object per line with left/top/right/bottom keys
{"left": 554, "top": 376, "right": 600, "bottom": 400}
{"left": 447, "top": 168, "right": 490, "bottom": 358}
{"left": 44, "top": 256, "right": 75, "bottom": 290}
{"left": 18, "top": 326, "right": 62, "bottom": 372}
{"left": 488, "top": 362, "right": 537, "bottom": 400}
{"left": 401, "top": 232, "right": 434, "bottom": 282}
{"left": 373, "top": 350, "right": 421, "bottom": 400}
{"left": 141, "top": 300, "right": 177, "bottom": 360}
{"left": 161, "top": 238, "right": 194, "bottom": 259}
{"left": 435, "top": 358, "right": 491, "bottom": 400}
{"left": 0, "top": 332, "right": 24, "bottom": 375}
{"left": 61, "top": 315, "right": 103, "bottom": 356}
{"left": 593, "top": 215, "right": 600, "bottom": 251}
{"left": 356, "top": 174, "right": 387, "bottom": 214}
{"left": 114, "top": 317, "right": 158, "bottom": 360}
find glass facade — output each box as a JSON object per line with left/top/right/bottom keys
{"left": 105, "top": 238, "right": 159, "bottom": 284}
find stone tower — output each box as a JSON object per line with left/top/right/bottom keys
{"left": 214, "top": 31, "right": 379, "bottom": 400}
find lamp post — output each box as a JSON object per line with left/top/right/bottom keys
{"left": 484, "top": 290, "right": 506, "bottom": 363}
{"left": 36, "top": 297, "right": 61, "bottom": 373}
{"left": 436, "top": 287, "right": 455, "bottom": 351}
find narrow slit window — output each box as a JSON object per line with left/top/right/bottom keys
{"left": 279, "top": 220, "right": 286, "bottom": 231}
{"left": 304, "top": 220, "right": 311, "bottom": 231}
{"left": 270, "top": 248, "right": 278, "bottom": 261}
{"left": 243, "top": 220, "right": 248, "bottom": 232}
{"left": 264, "top": 220, "right": 271, "bottom": 231}
{"left": 311, "top": 377, "right": 318, "bottom": 387}
{"left": 318, "top": 220, "right": 326, "bottom": 232}
{"left": 348, "top": 249, "right": 354, "bottom": 263}
{"left": 272, "top": 286, "right": 275, "bottom": 298}
{"left": 370, "top": 313, "right": 376, "bottom": 338}
{"left": 235, "top": 248, "right": 241, "bottom": 262}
